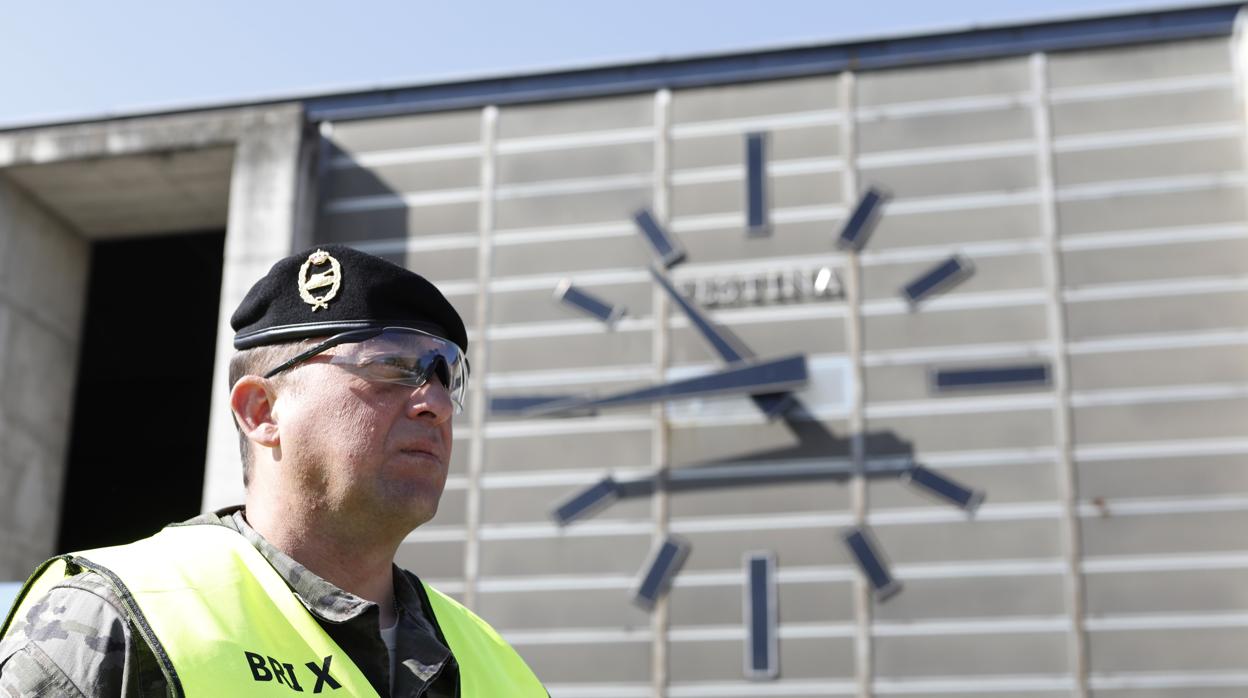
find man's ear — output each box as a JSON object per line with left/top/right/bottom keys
{"left": 230, "top": 376, "right": 281, "bottom": 448}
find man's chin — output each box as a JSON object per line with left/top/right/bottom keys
{"left": 367, "top": 491, "right": 441, "bottom": 530}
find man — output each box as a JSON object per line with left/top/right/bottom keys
{"left": 0, "top": 245, "right": 546, "bottom": 696}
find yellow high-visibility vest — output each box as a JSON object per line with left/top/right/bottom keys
{"left": 2, "top": 524, "right": 546, "bottom": 697}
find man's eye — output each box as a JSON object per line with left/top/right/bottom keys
{"left": 363, "top": 356, "right": 419, "bottom": 378}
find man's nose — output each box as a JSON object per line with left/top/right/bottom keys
{"left": 406, "top": 379, "right": 454, "bottom": 424}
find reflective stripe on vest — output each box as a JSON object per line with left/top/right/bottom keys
{"left": 2, "top": 525, "right": 545, "bottom": 697}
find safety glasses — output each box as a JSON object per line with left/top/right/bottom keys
{"left": 263, "top": 327, "right": 468, "bottom": 414}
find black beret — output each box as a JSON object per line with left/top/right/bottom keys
{"left": 231, "top": 244, "right": 467, "bottom": 353}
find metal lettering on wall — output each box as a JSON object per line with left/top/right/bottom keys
{"left": 675, "top": 266, "right": 845, "bottom": 310}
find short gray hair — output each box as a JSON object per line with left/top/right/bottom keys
{"left": 228, "top": 339, "right": 319, "bottom": 487}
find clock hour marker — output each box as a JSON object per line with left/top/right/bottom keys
{"left": 835, "top": 186, "right": 889, "bottom": 252}
{"left": 633, "top": 208, "right": 687, "bottom": 269}
{"left": 744, "top": 552, "right": 779, "bottom": 680}
{"left": 745, "top": 132, "right": 771, "bottom": 238}
{"left": 901, "top": 464, "right": 985, "bottom": 513}
{"left": 931, "top": 363, "right": 1051, "bottom": 392}
{"left": 634, "top": 535, "right": 691, "bottom": 610}
{"left": 843, "top": 527, "right": 901, "bottom": 602}
{"left": 552, "top": 476, "right": 620, "bottom": 526}
{"left": 554, "top": 279, "right": 627, "bottom": 327}
{"left": 901, "top": 254, "right": 974, "bottom": 306}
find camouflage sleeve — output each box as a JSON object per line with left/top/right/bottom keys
{"left": 0, "top": 572, "right": 157, "bottom": 697}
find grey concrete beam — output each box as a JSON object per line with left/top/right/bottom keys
{"left": 0, "top": 105, "right": 303, "bottom": 169}
{"left": 0, "top": 108, "right": 306, "bottom": 239}
{"left": 201, "top": 106, "right": 316, "bottom": 512}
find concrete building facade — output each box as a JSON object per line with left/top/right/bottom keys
{"left": 2, "top": 4, "right": 1246, "bottom": 696}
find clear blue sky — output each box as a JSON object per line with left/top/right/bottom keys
{"left": 0, "top": 0, "right": 1223, "bottom": 129}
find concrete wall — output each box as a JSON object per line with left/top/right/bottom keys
{"left": 0, "top": 176, "right": 88, "bottom": 580}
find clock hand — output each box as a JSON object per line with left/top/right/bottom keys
{"left": 489, "top": 394, "right": 577, "bottom": 414}
{"left": 649, "top": 265, "right": 796, "bottom": 418}
{"left": 503, "top": 353, "right": 807, "bottom": 418}
{"left": 631, "top": 207, "right": 798, "bottom": 417}
{"left": 649, "top": 264, "right": 750, "bottom": 362}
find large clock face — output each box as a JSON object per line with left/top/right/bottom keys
{"left": 307, "top": 27, "right": 1244, "bottom": 693}
{"left": 488, "top": 132, "right": 1043, "bottom": 678}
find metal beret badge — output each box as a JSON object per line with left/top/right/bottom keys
{"left": 297, "top": 249, "right": 342, "bottom": 311}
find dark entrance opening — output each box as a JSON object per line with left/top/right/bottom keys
{"left": 58, "top": 231, "right": 225, "bottom": 552}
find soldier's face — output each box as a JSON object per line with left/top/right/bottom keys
{"left": 274, "top": 353, "right": 454, "bottom": 533}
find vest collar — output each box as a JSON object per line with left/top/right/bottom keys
{"left": 184, "top": 507, "right": 453, "bottom": 693}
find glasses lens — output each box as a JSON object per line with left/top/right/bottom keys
{"left": 326, "top": 329, "right": 467, "bottom": 413}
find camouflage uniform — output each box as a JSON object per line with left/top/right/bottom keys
{"left": 0, "top": 507, "right": 457, "bottom": 697}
